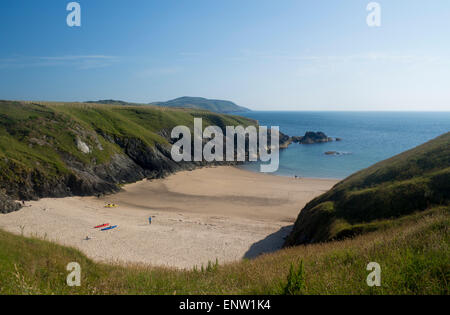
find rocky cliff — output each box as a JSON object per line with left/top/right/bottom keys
{"left": 0, "top": 101, "right": 255, "bottom": 213}
{"left": 279, "top": 131, "right": 341, "bottom": 149}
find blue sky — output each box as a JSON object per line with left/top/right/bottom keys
{"left": 0, "top": 0, "right": 449, "bottom": 111}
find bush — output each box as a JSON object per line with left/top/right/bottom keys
{"left": 283, "top": 260, "right": 305, "bottom": 295}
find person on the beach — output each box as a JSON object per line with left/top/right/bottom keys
{"left": 149, "top": 217, "right": 152, "bottom": 225}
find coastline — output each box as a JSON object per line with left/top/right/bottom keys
{"left": 0, "top": 166, "right": 338, "bottom": 269}
{"left": 237, "top": 164, "right": 344, "bottom": 181}
{"left": 234, "top": 164, "right": 347, "bottom": 182}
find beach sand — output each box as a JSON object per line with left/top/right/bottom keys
{"left": 0, "top": 166, "right": 338, "bottom": 269}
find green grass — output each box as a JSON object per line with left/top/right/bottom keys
{"left": 286, "top": 132, "right": 450, "bottom": 245}
{"left": 0, "top": 206, "right": 448, "bottom": 295}
{"left": 0, "top": 100, "right": 256, "bottom": 198}
{"left": 1, "top": 101, "right": 448, "bottom": 295}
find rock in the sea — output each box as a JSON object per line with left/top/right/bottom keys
{"left": 291, "top": 131, "right": 337, "bottom": 144}
{"left": 290, "top": 136, "right": 303, "bottom": 143}
{"left": 279, "top": 132, "right": 293, "bottom": 149}
{"left": 325, "top": 151, "right": 352, "bottom": 156}
{"left": 302, "top": 132, "right": 330, "bottom": 144}
{"left": 280, "top": 131, "right": 342, "bottom": 149}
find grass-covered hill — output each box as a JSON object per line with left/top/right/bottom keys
{"left": 0, "top": 100, "right": 255, "bottom": 212}
{"left": 0, "top": 205, "right": 447, "bottom": 295}
{"left": 151, "top": 97, "right": 251, "bottom": 113}
{"left": 285, "top": 132, "right": 450, "bottom": 246}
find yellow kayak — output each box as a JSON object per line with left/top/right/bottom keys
{"left": 104, "top": 204, "right": 118, "bottom": 208}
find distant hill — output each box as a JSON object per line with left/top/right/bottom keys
{"left": 285, "top": 132, "right": 450, "bottom": 246}
{"left": 85, "top": 97, "right": 252, "bottom": 114}
{"left": 85, "top": 100, "right": 142, "bottom": 106}
{"left": 150, "top": 97, "right": 251, "bottom": 113}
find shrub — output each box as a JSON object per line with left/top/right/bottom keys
{"left": 283, "top": 260, "right": 305, "bottom": 295}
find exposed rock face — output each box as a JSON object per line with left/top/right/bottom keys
{"left": 0, "top": 100, "right": 260, "bottom": 214}
{"left": 0, "top": 192, "right": 21, "bottom": 214}
{"left": 6, "top": 139, "right": 195, "bottom": 204}
{"left": 76, "top": 137, "right": 91, "bottom": 154}
{"left": 280, "top": 131, "right": 341, "bottom": 149}
{"left": 278, "top": 132, "right": 293, "bottom": 149}
{"left": 292, "top": 132, "right": 333, "bottom": 144}
{"left": 0, "top": 131, "right": 239, "bottom": 213}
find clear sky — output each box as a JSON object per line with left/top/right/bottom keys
{"left": 1, "top": 0, "right": 449, "bottom": 111}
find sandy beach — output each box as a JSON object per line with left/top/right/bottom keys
{"left": 0, "top": 167, "right": 338, "bottom": 269}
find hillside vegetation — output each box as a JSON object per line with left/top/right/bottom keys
{"left": 151, "top": 97, "right": 251, "bottom": 113}
{"left": 1, "top": 103, "right": 448, "bottom": 294}
{"left": 0, "top": 100, "right": 255, "bottom": 212}
{"left": 285, "top": 132, "right": 450, "bottom": 246}
{"left": 0, "top": 205, "right": 447, "bottom": 295}
{"left": 86, "top": 100, "right": 144, "bottom": 106}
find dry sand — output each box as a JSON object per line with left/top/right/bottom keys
{"left": 0, "top": 166, "right": 338, "bottom": 269}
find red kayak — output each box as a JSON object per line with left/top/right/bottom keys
{"left": 94, "top": 223, "right": 110, "bottom": 229}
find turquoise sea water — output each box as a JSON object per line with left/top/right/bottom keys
{"left": 237, "top": 111, "right": 450, "bottom": 179}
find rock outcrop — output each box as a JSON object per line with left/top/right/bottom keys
{"left": 279, "top": 131, "right": 341, "bottom": 149}
{"left": 0, "top": 101, "right": 258, "bottom": 214}
{"left": 325, "top": 151, "right": 351, "bottom": 156}
{"left": 0, "top": 192, "right": 21, "bottom": 214}
{"left": 292, "top": 132, "right": 334, "bottom": 144}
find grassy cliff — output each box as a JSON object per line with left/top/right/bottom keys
{"left": 285, "top": 132, "right": 450, "bottom": 246}
{"left": 0, "top": 100, "right": 255, "bottom": 211}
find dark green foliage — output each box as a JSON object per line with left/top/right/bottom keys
{"left": 283, "top": 260, "right": 305, "bottom": 295}
{"left": 286, "top": 133, "right": 450, "bottom": 245}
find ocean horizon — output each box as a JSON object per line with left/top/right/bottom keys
{"left": 237, "top": 111, "right": 450, "bottom": 179}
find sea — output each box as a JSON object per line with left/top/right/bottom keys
{"left": 236, "top": 111, "right": 450, "bottom": 179}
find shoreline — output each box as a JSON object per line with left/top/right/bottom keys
{"left": 236, "top": 165, "right": 344, "bottom": 181}
{"left": 0, "top": 166, "right": 338, "bottom": 269}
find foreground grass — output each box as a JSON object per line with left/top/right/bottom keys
{"left": 0, "top": 207, "right": 448, "bottom": 295}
